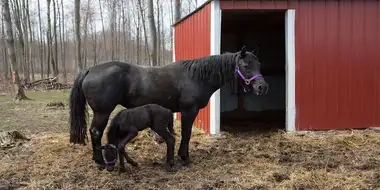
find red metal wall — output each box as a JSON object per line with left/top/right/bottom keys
{"left": 220, "top": 0, "right": 380, "bottom": 130}
{"left": 174, "top": 3, "right": 211, "bottom": 134}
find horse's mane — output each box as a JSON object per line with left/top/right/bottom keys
{"left": 179, "top": 53, "right": 237, "bottom": 86}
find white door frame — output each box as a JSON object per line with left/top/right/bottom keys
{"left": 209, "top": 4, "right": 296, "bottom": 135}
{"left": 209, "top": 0, "right": 222, "bottom": 135}
{"left": 285, "top": 9, "right": 296, "bottom": 132}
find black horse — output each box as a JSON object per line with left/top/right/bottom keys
{"left": 69, "top": 46, "right": 269, "bottom": 169}
{"left": 101, "top": 104, "right": 176, "bottom": 173}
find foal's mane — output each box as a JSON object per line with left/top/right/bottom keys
{"left": 179, "top": 53, "right": 237, "bottom": 85}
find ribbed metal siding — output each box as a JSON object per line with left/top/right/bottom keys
{"left": 220, "top": 0, "right": 380, "bottom": 130}
{"left": 174, "top": 3, "right": 211, "bottom": 134}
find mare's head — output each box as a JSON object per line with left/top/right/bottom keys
{"left": 101, "top": 144, "right": 118, "bottom": 171}
{"left": 234, "top": 46, "right": 268, "bottom": 96}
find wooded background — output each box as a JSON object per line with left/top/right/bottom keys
{"left": 0, "top": 0, "right": 206, "bottom": 84}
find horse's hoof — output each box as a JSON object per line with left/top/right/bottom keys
{"left": 180, "top": 158, "right": 192, "bottom": 167}
{"left": 130, "top": 162, "right": 139, "bottom": 167}
{"left": 118, "top": 168, "right": 127, "bottom": 173}
{"left": 96, "top": 164, "right": 106, "bottom": 170}
{"left": 164, "top": 164, "right": 178, "bottom": 172}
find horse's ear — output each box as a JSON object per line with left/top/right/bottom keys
{"left": 240, "top": 46, "right": 247, "bottom": 57}
{"left": 252, "top": 45, "right": 260, "bottom": 56}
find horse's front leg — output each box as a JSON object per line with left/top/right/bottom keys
{"left": 178, "top": 107, "right": 199, "bottom": 167}
{"left": 117, "top": 132, "right": 138, "bottom": 173}
{"left": 90, "top": 112, "right": 111, "bottom": 169}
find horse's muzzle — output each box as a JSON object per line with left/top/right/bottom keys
{"left": 105, "top": 163, "right": 116, "bottom": 171}
{"left": 253, "top": 82, "right": 269, "bottom": 96}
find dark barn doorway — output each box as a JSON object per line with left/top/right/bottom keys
{"left": 220, "top": 10, "right": 286, "bottom": 132}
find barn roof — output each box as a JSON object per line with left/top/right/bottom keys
{"left": 172, "top": 0, "right": 213, "bottom": 27}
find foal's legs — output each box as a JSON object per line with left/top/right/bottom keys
{"left": 151, "top": 126, "right": 176, "bottom": 172}
{"left": 117, "top": 131, "right": 138, "bottom": 173}
{"left": 89, "top": 112, "right": 111, "bottom": 169}
{"left": 178, "top": 107, "right": 199, "bottom": 167}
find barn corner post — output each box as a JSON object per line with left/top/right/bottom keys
{"left": 209, "top": 0, "right": 222, "bottom": 136}
{"left": 285, "top": 9, "right": 296, "bottom": 132}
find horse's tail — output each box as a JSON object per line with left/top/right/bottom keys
{"left": 69, "top": 69, "right": 89, "bottom": 145}
{"left": 167, "top": 112, "right": 176, "bottom": 136}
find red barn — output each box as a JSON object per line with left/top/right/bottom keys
{"left": 173, "top": 0, "right": 380, "bottom": 135}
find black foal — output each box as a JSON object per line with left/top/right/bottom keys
{"left": 101, "top": 104, "right": 176, "bottom": 173}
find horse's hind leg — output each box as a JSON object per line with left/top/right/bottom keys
{"left": 90, "top": 112, "right": 111, "bottom": 169}
{"left": 151, "top": 126, "right": 176, "bottom": 172}
{"left": 117, "top": 131, "right": 138, "bottom": 173}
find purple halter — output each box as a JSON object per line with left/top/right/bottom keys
{"left": 235, "top": 66, "right": 263, "bottom": 85}
{"left": 101, "top": 144, "right": 118, "bottom": 165}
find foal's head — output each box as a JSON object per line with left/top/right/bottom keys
{"left": 101, "top": 144, "right": 118, "bottom": 171}
{"left": 234, "top": 46, "right": 269, "bottom": 96}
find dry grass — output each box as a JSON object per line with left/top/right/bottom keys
{"left": 1, "top": 91, "right": 380, "bottom": 190}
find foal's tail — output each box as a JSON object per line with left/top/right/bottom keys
{"left": 69, "top": 69, "right": 89, "bottom": 145}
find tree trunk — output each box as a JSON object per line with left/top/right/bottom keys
{"left": 110, "top": 0, "right": 116, "bottom": 61}
{"left": 126, "top": 2, "right": 132, "bottom": 63}
{"left": 117, "top": 3, "right": 122, "bottom": 60}
{"left": 160, "top": 1, "right": 165, "bottom": 64}
{"left": 52, "top": 0, "right": 59, "bottom": 77}
{"left": 21, "top": 0, "right": 31, "bottom": 82}
{"left": 147, "top": 0, "right": 157, "bottom": 66}
{"left": 83, "top": 0, "right": 91, "bottom": 69}
{"left": 37, "top": 0, "right": 44, "bottom": 79}
{"left": 174, "top": 0, "right": 181, "bottom": 22}
{"left": 91, "top": 21, "right": 97, "bottom": 66}
{"left": 98, "top": 0, "right": 107, "bottom": 60}
{"left": 59, "top": 0, "right": 67, "bottom": 83}
{"left": 137, "top": 0, "right": 150, "bottom": 65}
{"left": 13, "top": 0, "right": 28, "bottom": 82}
{"left": 156, "top": 0, "right": 161, "bottom": 65}
{"left": 46, "top": 0, "right": 52, "bottom": 77}
{"left": 2, "top": 0, "right": 28, "bottom": 100}
{"left": 1, "top": 7, "right": 9, "bottom": 79}
{"left": 121, "top": 1, "right": 127, "bottom": 62}
{"left": 133, "top": 0, "right": 140, "bottom": 65}
{"left": 75, "top": 0, "right": 83, "bottom": 72}
{"left": 26, "top": 0, "right": 34, "bottom": 81}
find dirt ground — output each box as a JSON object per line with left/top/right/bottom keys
{"left": 1, "top": 89, "right": 380, "bottom": 190}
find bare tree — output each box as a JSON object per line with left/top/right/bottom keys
{"left": 12, "top": 0, "right": 28, "bottom": 82}
{"left": 137, "top": 0, "right": 150, "bottom": 65}
{"left": 174, "top": 0, "right": 181, "bottom": 22}
{"left": 1, "top": 7, "right": 9, "bottom": 79}
{"left": 59, "top": 0, "right": 67, "bottom": 82}
{"left": 25, "top": 0, "right": 34, "bottom": 81}
{"left": 75, "top": 0, "right": 83, "bottom": 72}
{"left": 147, "top": 0, "right": 157, "bottom": 66}
{"left": 132, "top": 0, "right": 141, "bottom": 65}
{"left": 21, "top": 0, "right": 31, "bottom": 82}
{"left": 46, "top": 0, "right": 52, "bottom": 77}
{"left": 52, "top": 0, "right": 59, "bottom": 76}
{"left": 2, "top": 0, "right": 29, "bottom": 100}
{"left": 98, "top": 0, "right": 107, "bottom": 60}
{"left": 82, "top": 0, "right": 92, "bottom": 68}
{"left": 37, "top": 0, "right": 44, "bottom": 78}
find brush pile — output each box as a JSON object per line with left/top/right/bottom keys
{"left": 22, "top": 77, "right": 72, "bottom": 91}
{"left": 0, "top": 131, "right": 30, "bottom": 150}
